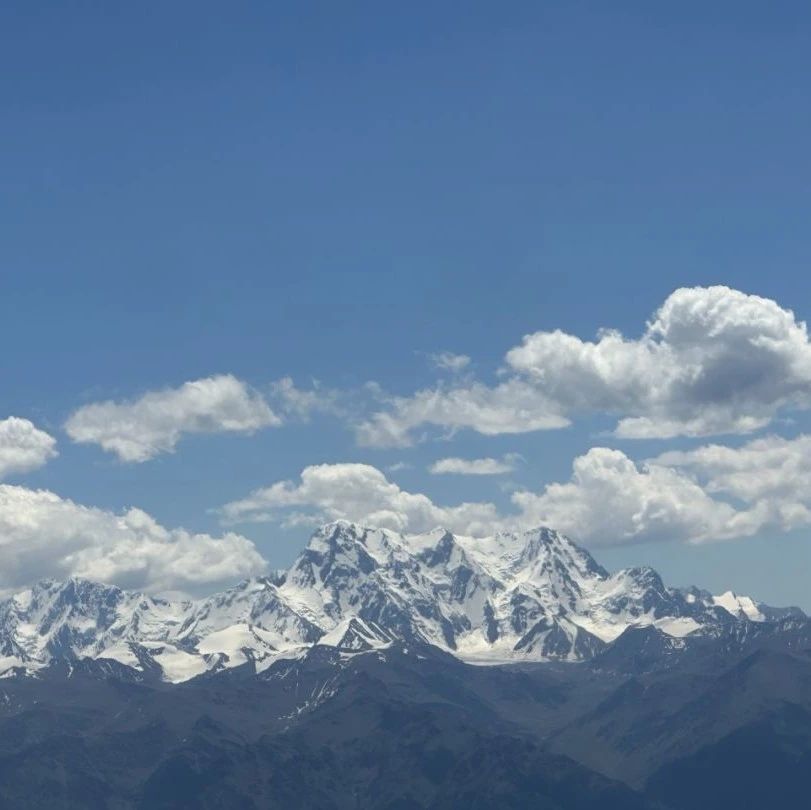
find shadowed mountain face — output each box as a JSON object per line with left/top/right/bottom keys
{"left": 0, "top": 643, "right": 648, "bottom": 809}
{"left": 0, "top": 522, "right": 809, "bottom": 808}
{"left": 1, "top": 625, "right": 811, "bottom": 808}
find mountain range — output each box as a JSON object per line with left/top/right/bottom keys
{"left": 0, "top": 520, "right": 802, "bottom": 682}
{"left": 2, "top": 521, "right": 810, "bottom": 808}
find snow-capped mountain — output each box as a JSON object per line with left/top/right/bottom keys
{"left": 0, "top": 521, "right": 802, "bottom": 682}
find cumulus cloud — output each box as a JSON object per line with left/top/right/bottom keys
{"left": 0, "top": 417, "right": 57, "bottom": 479}
{"left": 511, "top": 448, "right": 762, "bottom": 547}
{"left": 358, "top": 286, "right": 811, "bottom": 445}
{"left": 654, "top": 434, "right": 811, "bottom": 529}
{"left": 220, "top": 462, "right": 502, "bottom": 536}
{"left": 507, "top": 285, "right": 811, "bottom": 438}
{"left": 220, "top": 434, "right": 811, "bottom": 548}
{"left": 0, "top": 484, "right": 267, "bottom": 594}
{"left": 523, "top": 435, "right": 811, "bottom": 547}
{"left": 429, "top": 454, "right": 519, "bottom": 476}
{"left": 219, "top": 454, "right": 759, "bottom": 546}
{"left": 511, "top": 433, "right": 811, "bottom": 547}
{"left": 430, "top": 352, "right": 471, "bottom": 373}
{"left": 65, "top": 374, "right": 280, "bottom": 462}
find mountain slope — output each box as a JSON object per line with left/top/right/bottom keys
{"left": 2, "top": 628, "right": 810, "bottom": 808}
{"left": 0, "top": 640, "right": 654, "bottom": 810}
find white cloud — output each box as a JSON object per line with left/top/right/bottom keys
{"left": 0, "top": 418, "right": 57, "bottom": 479}
{"left": 429, "top": 455, "right": 519, "bottom": 476}
{"left": 511, "top": 448, "right": 761, "bottom": 547}
{"left": 512, "top": 434, "right": 811, "bottom": 547}
{"left": 65, "top": 374, "right": 280, "bottom": 462}
{"left": 356, "top": 379, "right": 568, "bottom": 447}
{"left": 511, "top": 435, "right": 811, "bottom": 547}
{"left": 386, "top": 461, "right": 412, "bottom": 472}
{"left": 221, "top": 434, "right": 811, "bottom": 549}
{"left": 219, "top": 453, "right": 760, "bottom": 547}
{"left": 507, "top": 285, "right": 811, "bottom": 438}
{"left": 0, "top": 484, "right": 267, "bottom": 594}
{"left": 269, "top": 376, "right": 339, "bottom": 420}
{"left": 430, "top": 351, "right": 471, "bottom": 372}
{"left": 220, "top": 462, "right": 502, "bottom": 537}
{"left": 359, "top": 286, "right": 811, "bottom": 445}
{"left": 654, "top": 434, "right": 811, "bottom": 529}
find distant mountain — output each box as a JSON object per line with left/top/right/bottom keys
{"left": 0, "top": 521, "right": 803, "bottom": 682}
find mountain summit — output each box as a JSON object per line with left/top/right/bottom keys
{"left": 0, "top": 521, "right": 802, "bottom": 682}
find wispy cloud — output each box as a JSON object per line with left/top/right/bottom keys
{"left": 430, "top": 351, "right": 471, "bottom": 373}
{"left": 386, "top": 461, "right": 412, "bottom": 473}
{"left": 429, "top": 454, "right": 520, "bottom": 476}
{"left": 355, "top": 379, "right": 568, "bottom": 447}
{"left": 269, "top": 376, "right": 340, "bottom": 420}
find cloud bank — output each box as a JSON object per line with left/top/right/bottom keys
{"left": 223, "top": 458, "right": 743, "bottom": 546}
{"left": 0, "top": 484, "right": 267, "bottom": 595}
{"left": 223, "top": 431, "right": 811, "bottom": 549}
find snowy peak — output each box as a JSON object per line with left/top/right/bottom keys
{"left": 512, "top": 526, "right": 608, "bottom": 580}
{"left": 708, "top": 590, "right": 803, "bottom": 623}
{"left": 0, "top": 522, "right": 802, "bottom": 682}
{"left": 713, "top": 590, "right": 765, "bottom": 621}
{"left": 0, "top": 578, "right": 171, "bottom": 659}
{"left": 317, "top": 617, "right": 395, "bottom": 652}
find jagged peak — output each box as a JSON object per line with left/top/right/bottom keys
{"left": 311, "top": 518, "right": 393, "bottom": 537}
{"left": 310, "top": 520, "right": 459, "bottom": 547}
{"left": 609, "top": 566, "right": 666, "bottom": 587}
{"left": 305, "top": 520, "right": 396, "bottom": 551}
{"left": 21, "top": 576, "right": 128, "bottom": 606}
{"left": 30, "top": 576, "right": 118, "bottom": 593}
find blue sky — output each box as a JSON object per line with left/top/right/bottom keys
{"left": 2, "top": 3, "right": 811, "bottom": 607}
